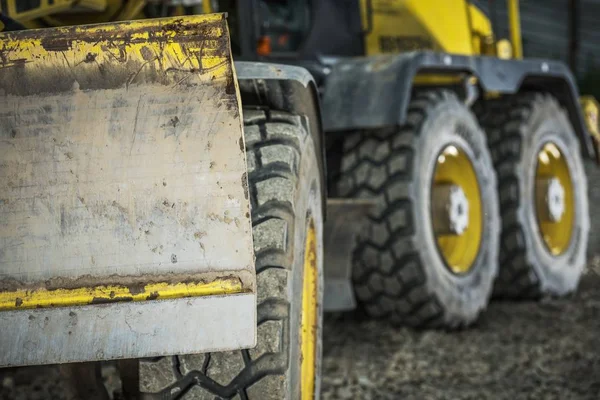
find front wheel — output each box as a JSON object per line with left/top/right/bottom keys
{"left": 139, "top": 108, "right": 324, "bottom": 399}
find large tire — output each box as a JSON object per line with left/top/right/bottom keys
{"left": 478, "top": 93, "right": 589, "bottom": 298}
{"left": 139, "top": 108, "right": 324, "bottom": 399}
{"left": 336, "top": 90, "right": 500, "bottom": 328}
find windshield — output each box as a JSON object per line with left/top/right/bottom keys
{"left": 257, "top": 0, "right": 311, "bottom": 54}
{"left": 152, "top": 0, "right": 311, "bottom": 57}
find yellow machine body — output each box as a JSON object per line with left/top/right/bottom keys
{"left": 581, "top": 96, "right": 600, "bottom": 162}
{"left": 0, "top": 0, "right": 146, "bottom": 26}
{"left": 0, "top": 0, "right": 520, "bottom": 60}
{"left": 0, "top": 0, "right": 106, "bottom": 22}
{"left": 361, "top": 0, "right": 496, "bottom": 57}
{"left": 356, "top": 0, "right": 523, "bottom": 86}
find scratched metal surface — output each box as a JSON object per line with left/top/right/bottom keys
{"left": 0, "top": 14, "right": 257, "bottom": 366}
{"left": 0, "top": 15, "right": 254, "bottom": 289}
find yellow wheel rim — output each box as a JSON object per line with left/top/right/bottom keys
{"left": 431, "top": 145, "right": 483, "bottom": 274}
{"left": 301, "top": 219, "right": 318, "bottom": 400}
{"left": 534, "top": 142, "right": 574, "bottom": 255}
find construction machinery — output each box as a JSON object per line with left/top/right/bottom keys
{"left": 0, "top": 0, "right": 597, "bottom": 399}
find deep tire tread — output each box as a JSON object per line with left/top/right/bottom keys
{"left": 140, "top": 109, "right": 309, "bottom": 399}
{"left": 337, "top": 89, "right": 477, "bottom": 329}
{"left": 478, "top": 93, "right": 552, "bottom": 299}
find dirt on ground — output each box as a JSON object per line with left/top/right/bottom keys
{"left": 320, "top": 265, "right": 600, "bottom": 400}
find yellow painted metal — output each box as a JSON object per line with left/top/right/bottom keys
{"left": 469, "top": 3, "right": 495, "bottom": 56}
{"left": 6, "top": 0, "right": 206, "bottom": 28}
{"left": 535, "top": 143, "right": 575, "bottom": 256}
{"left": 581, "top": 96, "right": 600, "bottom": 163}
{"left": 432, "top": 145, "right": 483, "bottom": 274}
{"left": 496, "top": 39, "right": 514, "bottom": 59}
{"left": 413, "top": 73, "right": 465, "bottom": 87}
{"left": 203, "top": 0, "right": 215, "bottom": 13}
{"left": 581, "top": 96, "right": 600, "bottom": 144}
{"left": 0, "top": 13, "right": 229, "bottom": 81}
{"left": 360, "top": 0, "right": 495, "bottom": 56}
{"left": 301, "top": 219, "right": 318, "bottom": 400}
{"left": 507, "top": 0, "right": 523, "bottom": 59}
{"left": 38, "top": 0, "right": 139, "bottom": 27}
{"left": 0, "top": 0, "right": 104, "bottom": 22}
{"left": 581, "top": 97, "right": 600, "bottom": 136}
{"left": 79, "top": 0, "right": 108, "bottom": 9}
{"left": 115, "top": 0, "right": 146, "bottom": 20}
{"left": 0, "top": 278, "right": 245, "bottom": 311}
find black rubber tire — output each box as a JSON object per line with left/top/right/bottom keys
{"left": 139, "top": 108, "right": 324, "bottom": 399}
{"left": 336, "top": 89, "right": 500, "bottom": 328}
{"left": 477, "top": 93, "right": 589, "bottom": 298}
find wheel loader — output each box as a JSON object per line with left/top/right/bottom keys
{"left": 0, "top": 0, "right": 598, "bottom": 399}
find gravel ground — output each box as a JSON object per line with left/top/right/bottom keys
{"left": 2, "top": 268, "right": 599, "bottom": 400}
{"left": 321, "top": 266, "right": 600, "bottom": 400}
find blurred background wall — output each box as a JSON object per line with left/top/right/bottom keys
{"left": 474, "top": 0, "right": 600, "bottom": 97}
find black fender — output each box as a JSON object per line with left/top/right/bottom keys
{"left": 234, "top": 61, "right": 327, "bottom": 215}
{"left": 320, "top": 51, "right": 595, "bottom": 159}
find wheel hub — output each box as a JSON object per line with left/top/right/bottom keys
{"left": 433, "top": 184, "right": 470, "bottom": 235}
{"left": 431, "top": 145, "right": 483, "bottom": 275}
{"left": 537, "top": 177, "right": 566, "bottom": 223}
{"left": 535, "top": 142, "right": 575, "bottom": 256}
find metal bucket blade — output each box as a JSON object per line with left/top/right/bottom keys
{"left": 0, "top": 15, "right": 256, "bottom": 366}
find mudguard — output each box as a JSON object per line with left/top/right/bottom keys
{"left": 235, "top": 61, "right": 328, "bottom": 211}
{"left": 321, "top": 51, "right": 595, "bottom": 159}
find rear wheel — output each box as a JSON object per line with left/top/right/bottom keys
{"left": 479, "top": 93, "right": 589, "bottom": 298}
{"left": 139, "top": 108, "right": 324, "bottom": 399}
{"left": 336, "top": 90, "right": 500, "bottom": 328}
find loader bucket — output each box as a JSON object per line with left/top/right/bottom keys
{"left": 0, "top": 15, "right": 256, "bottom": 367}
